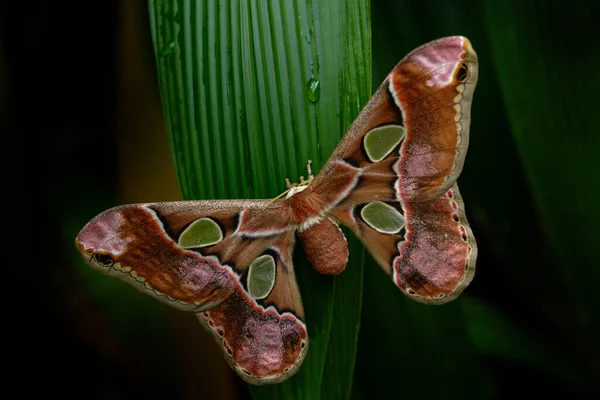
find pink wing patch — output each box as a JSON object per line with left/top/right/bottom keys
{"left": 199, "top": 288, "right": 308, "bottom": 384}
{"left": 390, "top": 36, "right": 478, "bottom": 201}
{"left": 75, "top": 205, "right": 238, "bottom": 311}
{"left": 393, "top": 184, "right": 476, "bottom": 303}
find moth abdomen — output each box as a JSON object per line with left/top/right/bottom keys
{"left": 298, "top": 217, "right": 348, "bottom": 275}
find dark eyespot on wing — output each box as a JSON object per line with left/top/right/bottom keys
{"left": 457, "top": 62, "right": 469, "bottom": 83}
{"left": 93, "top": 252, "right": 114, "bottom": 267}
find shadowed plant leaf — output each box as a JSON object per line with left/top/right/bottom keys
{"left": 460, "top": 296, "right": 584, "bottom": 388}
{"left": 355, "top": 2, "right": 493, "bottom": 398}
{"left": 480, "top": 0, "right": 600, "bottom": 389}
{"left": 363, "top": 0, "right": 599, "bottom": 397}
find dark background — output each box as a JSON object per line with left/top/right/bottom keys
{"left": 4, "top": 1, "right": 599, "bottom": 398}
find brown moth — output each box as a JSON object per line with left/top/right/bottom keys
{"left": 75, "top": 36, "right": 478, "bottom": 385}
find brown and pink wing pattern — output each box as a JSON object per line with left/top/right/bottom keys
{"left": 76, "top": 36, "right": 480, "bottom": 385}
{"left": 288, "top": 36, "right": 478, "bottom": 303}
{"left": 332, "top": 183, "right": 477, "bottom": 304}
{"left": 198, "top": 230, "right": 307, "bottom": 384}
{"left": 75, "top": 200, "right": 307, "bottom": 384}
{"left": 393, "top": 185, "right": 477, "bottom": 303}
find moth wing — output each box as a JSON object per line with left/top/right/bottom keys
{"left": 198, "top": 230, "right": 308, "bottom": 384}
{"left": 76, "top": 200, "right": 256, "bottom": 311}
{"left": 301, "top": 35, "right": 478, "bottom": 211}
{"left": 76, "top": 200, "right": 308, "bottom": 382}
{"left": 292, "top": 36, "right": 479, "bottom": 303}
{"left": 331, "top": 183, "right": 476, "bottom": 304}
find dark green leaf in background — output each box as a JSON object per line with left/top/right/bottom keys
{"left": 356, "top": 0, "right": 599, "bottom": 398}
{"left": 480, "top": 0, "right": 600, "bottom": 387}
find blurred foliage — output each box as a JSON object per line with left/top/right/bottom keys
{"left": 4, "top": 0, "right": 599, "bottom": 398}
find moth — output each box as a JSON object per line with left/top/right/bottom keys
{"left": 76, "top": 36, "right": 478, "bottom": 385}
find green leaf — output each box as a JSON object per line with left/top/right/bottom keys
{"left": 460, "top": 296, "right": 584, "bottom": 387}
{"left": 480, "top": 0, "right": 600, "bottom": 385}
{"left": 357, "top": 270, "right": 492, "bottom": 399}
{"left": 367, "top": 0, "right": 599, "bottom": 395}
{"left": 481, "top": 0, "right": 600, "bottom": 292}
{"left": 148, "top": 0, "right": 371, "bottom": 398}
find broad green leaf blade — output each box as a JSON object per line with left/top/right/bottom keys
{"left": 148, "top": 1, "right": 370, "bottom": 398}
{"left": 322, "top": 233, "right": 365, "bottom": 399}
{"left": 320, "top": 3, "right": 370, "bottom": 399}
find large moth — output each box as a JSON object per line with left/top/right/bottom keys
{"left": 76, "top": 36, "right": 478, "bottom": 385}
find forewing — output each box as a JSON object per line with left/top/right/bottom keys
{"left": 291, "top": 35, "right": 478, "bottom": 217}
{"left": 75, "top": 200, "right": 295, "bottom": 310}
{"left": 390, "top": 36, "right": 478, "bottom": 201}
{"left": 77, "top": 201, "right": 247, "bottom": 311}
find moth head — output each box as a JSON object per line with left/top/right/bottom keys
{"left": 285, "top": 184, "right": 308, "bottom": 198}
{"left": 283, "top": 160, "right": 314, "bottom": 199}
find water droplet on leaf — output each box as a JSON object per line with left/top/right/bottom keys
{"left": 161, "top": 42, "right": 176, "bottom": 57}
{"left": 307, "top": 78, "right": 320, "bottom": 103}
